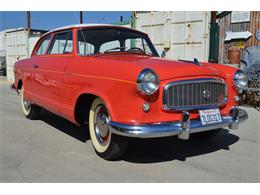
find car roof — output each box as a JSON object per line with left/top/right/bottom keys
{"left": 42, "top": 23, "right": 146, "bottom": 37}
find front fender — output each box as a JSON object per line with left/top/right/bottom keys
{"left": 73, "top": 87, "right": 116, "bottom": 121}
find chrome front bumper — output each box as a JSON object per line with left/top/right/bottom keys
{"left": 109, "top": 107, "right": 248, "bottom": 140}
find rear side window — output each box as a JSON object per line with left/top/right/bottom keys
{"left": 36, "top": 35, "right": 51, "bottom": 55}
{"left": 100, "top": 40, "right": 120, "bottom": 53}
{"left": 48, "top": 31, "right": 73, "bottom": 54}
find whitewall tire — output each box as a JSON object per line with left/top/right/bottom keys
{"left": 20, "top": 86, "right": 41, "bottom": 119}
{"left": 89, "top": 98, "right": 128, "bottom": 160}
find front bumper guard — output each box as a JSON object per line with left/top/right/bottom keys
{"left": 109, "top": 107, "right": 248, "bottom": 140}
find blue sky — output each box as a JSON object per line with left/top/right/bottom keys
{"left": 0, "top": 11, "right": 132, "bottom": 31}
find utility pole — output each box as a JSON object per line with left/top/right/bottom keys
{"left": 27, "top": 11, "right": 31, "bottom": 34}
{"left": 211, "top": 11, "right": 217, "bottom": 23}
{"left": 80, "top": 11, "right": 83, "bottom": 24}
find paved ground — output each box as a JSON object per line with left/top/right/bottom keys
{"left": 0, "top": 81, "right": 259, "bottom": 182}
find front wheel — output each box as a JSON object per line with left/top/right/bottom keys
{"left": 20, "top": 86, "right": 41, "bottom": 119}
{"left": 89, "top": 98, "right": 128, "bottom": 160}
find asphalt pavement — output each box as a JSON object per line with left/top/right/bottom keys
{"left": 0, "top": 80, "right": 259, "bottom": 182}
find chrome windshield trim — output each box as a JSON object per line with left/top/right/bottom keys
{"left": 163, "top": 78, "right": 228, "bottom": 111}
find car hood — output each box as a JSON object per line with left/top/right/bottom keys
{"left": 93, "top": 54, "right": 226, "bottom": 81}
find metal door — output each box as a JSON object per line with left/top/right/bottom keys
{"left": 135, "top": 11, "right": 210, "bottom": 62}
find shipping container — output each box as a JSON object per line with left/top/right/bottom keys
{"left": 135, "top": 11, "right": 211, "bottom": 62}
{"left": 0, "top": 31, "right": 6, "bottom": 74}
{"left": 0, "top": 30, "right": 7, "bottom": 57}
{"left": 5, "top": 28, "right": 47, "bottom": 81}
{"left": 113, "top": 20, "right": 131, "bottom": 28}
{"left": 0, "top": 29, "right": 11, "bottom": 76}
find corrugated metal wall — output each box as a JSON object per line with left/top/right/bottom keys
{"left": 218, "top": 12, "right": 260, "bottom": 64}
{"left": 6, "top": 30, "right": 28, "bottom": 81}
{"left": 248, "top": 12, "right": 260, "bottom": 46}
{"left": 5, "top": 30, "right": 42, "bottom": 81}
{"left": 135, "top": 11, "right": 211, "bottom": 62}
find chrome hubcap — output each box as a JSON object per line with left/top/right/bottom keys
{"left": 94, "top": 105, "right": 110, "bottom": 145}
{"left": 23, "top": 97, "right": 31, "bottom": 112}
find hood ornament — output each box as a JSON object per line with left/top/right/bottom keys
{"left": 203, "top": 90, "right": 210, "bottom": 100}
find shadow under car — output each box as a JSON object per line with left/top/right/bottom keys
{"left": 39, "top": 109, "right": 239, "bottom": 163}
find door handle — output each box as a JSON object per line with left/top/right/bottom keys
{"left": 33, "top": 64, "right": 39, "bottom": 69}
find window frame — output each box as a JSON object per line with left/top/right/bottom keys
{"left": 47, "top": 30, "right": 74, "bottom": 55}
{"left": 77, "top": 29, "right": 94, "bottom": 56}
{"left": 76, "top": 27, "right": 159, "bottom": 57}
{"left": 34, "top": 34, "right": 52, "bottom": 56}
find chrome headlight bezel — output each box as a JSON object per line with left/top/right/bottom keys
{"left": 233, "top": 69, "right": 247, "bottom": 90}
{"left": 137, "top": 68, "right": 159, "bottom": 95}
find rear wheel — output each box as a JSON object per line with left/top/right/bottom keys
{"left": 20, "top": 86, "right": 41, "bottom": 119}
{"left": 89, "top": 98, "right": 128, "bottom": 160}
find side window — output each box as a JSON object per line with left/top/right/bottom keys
{"left": 78, "top": 41, "right": 94, "bottom": 55}
{"left": 100, "top": 40, "right": 120, "bottom": 53}
{"left": 36, "top": 35, "right": 51, "bottom": 55}
{"left": 48, "top": 31, "right": 73, "bottom": 54}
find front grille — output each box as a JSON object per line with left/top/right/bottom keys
{"left": 163, "top": 79, "right": 227, "bottom": 110}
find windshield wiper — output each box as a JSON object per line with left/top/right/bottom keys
{"left": 104, "top": 47, "right": 127, "bottom": 53}
{"left": 179, "top": 58, "right": 201, "bottom": 66}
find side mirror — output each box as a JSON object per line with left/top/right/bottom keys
{"left": 161, "top": 50, "right": 166, "bottom": 58}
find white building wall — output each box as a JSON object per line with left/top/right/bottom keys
{"left": 5, "top": 29, "right": 42, "bottom": 81}
{"left": 0, "top": 31, "right": 6, "bottom": 57}
{"left": 135, "top": 11, "right": 211, "bottom": 62}
{"left": 29, "top": 36, "right": 41, "bottom": 55}
{"left": 0, "top": 30, "right": 7, "bottom": 69}
{"left": 6, "top": 29, "right": 28, "bottom": 81}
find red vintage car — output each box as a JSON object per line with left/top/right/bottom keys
{"left": 12, "top": 24, "right": 248, "bottom": 160}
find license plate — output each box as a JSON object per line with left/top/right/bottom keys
{"left": 199, "top": 109, "right": 222, "bottom": 125}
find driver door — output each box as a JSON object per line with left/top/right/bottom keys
{"left": 32, "top": 30, "right": 73, "bottom": 115}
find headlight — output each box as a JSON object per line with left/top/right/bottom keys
{"left": 233, "top": 69, "right": 247, "bottom": 89}
{"left": 137, "top": 68, "right": 159, "bottom": 95}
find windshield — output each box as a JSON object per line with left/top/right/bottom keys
{"left": 77, "top": 27, "right": 159, "bottom": 57}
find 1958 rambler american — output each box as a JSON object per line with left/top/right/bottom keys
{"left": 12, "top": 24, "right": 248, "bottom": 160}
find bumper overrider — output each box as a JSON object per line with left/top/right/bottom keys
{"left": 109, "top": 107, "right": 248, "bottom": 140}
